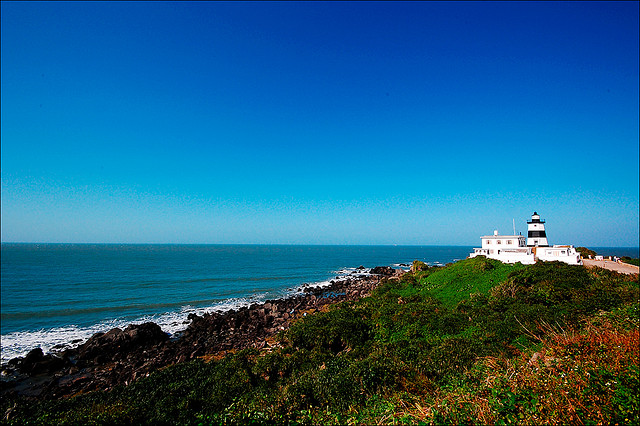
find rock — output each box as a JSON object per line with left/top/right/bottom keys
{"left": 123, "top": 322, "right": 169, "bottom": 344}
{"left": 3, "top": 268, "right": 390, "bottom": 400}
{"left": 77, "top": 323, "right": 168, "bottom": 361}
{"left": 23, "top": 348, "right": 44, "bottom": 365}
{"left": 370, "top": 266, "right": 395, "bottom": 275}
{"left": 18, "top": 348, "right": 66, "bottom": 375}
{"left": 58, "top": 372, "right": 93, "bottom": 387}
{"left": 17, "top": 348, "right": 42, "bottom": 374}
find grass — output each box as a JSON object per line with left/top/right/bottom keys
{"left": 416, "top": 256, "right": 526, "bottom": 308}
{"left": 2, "top": 257, "right": 638, "bottom": 425}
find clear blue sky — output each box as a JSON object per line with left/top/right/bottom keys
{"left": 2, "top": 1, "right": 638, "bottom": 246}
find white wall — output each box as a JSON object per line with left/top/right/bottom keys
{"left": 481, "top": 236, "right": 525, "bottom": 249}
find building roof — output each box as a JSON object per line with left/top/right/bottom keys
{"left": 527, "top": 212, "right": 545, "bottom": 224}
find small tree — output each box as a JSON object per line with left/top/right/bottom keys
{"left": 576, "top": 247, "right": 596, "bottom": 258}
{"left": 411, "top": 260, "right": 429, "bottom": 273}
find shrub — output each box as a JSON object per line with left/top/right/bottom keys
{"left": 6, "top": 259, "right": 638, "bottom": 425}
{"left": 422, "top": 337, "right": 485, "bottom": 383}
{"left": 121, "top": 355, "right": 255, "bottom": 423}
{"left": 411, "top": 260, "right": 429, "bottom": 272}
{"left": 576, "top": 247, "right": 597, "bottom": 258}
{"left": 288, "top": 305, "right": 373, "bottom": 353}
{"left": 621, "top": 256, "right": 640, "bottom": 266}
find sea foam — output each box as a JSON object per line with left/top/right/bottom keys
{"left": 2, "top": 244, "right": 473, "bottom": 365}
{"left": 0, "top": 271, "right": 364, "bottom": 364}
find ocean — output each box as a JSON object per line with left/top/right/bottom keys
{"left": 1, "top": 243, "right": 474, "bottom": 363}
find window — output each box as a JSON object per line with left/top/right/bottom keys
{"left": 497, "top": 240, "right": 502, "bottom": 245}
{"left": 507, "top": 240, "right": 512, "bottom": 245}
{"left": 486, "top": 240, "right": 491, "bottom": 244}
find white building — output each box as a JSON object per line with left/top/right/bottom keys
{"left": 469, "top": 212, "right": 582, "bottom": 265}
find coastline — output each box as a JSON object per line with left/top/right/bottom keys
{"left": 1, "top": 243, "right": 467, "bottom": 361}
{"left": 1, "top": 266, "right": 403, "bottom": 399}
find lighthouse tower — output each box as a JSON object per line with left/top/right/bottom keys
{"left": 527, "top": 212, "right": 549, "bottom": 247}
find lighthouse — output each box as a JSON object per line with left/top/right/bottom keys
{"left": 527, "top": 212, "right": 549, "bottom": 247}
{"left": 470, "top": 212, "right": 581, "bottom": 265}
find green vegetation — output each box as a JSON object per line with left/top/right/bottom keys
{"left": 576, "top": 247, "right": 597, "bottom": 258}
{"left": 3, "top": 257, "right": 638, "bottom": 425}
{"left": 621, "top": 256, "right": 640, "bottom": 266}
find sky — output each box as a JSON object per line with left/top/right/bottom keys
{"left": 1, "top": 1, "right": 638, "bottom": 246}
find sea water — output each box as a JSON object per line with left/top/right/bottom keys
{"left": 1, "top": 244, "right": 472, "bottom": 363}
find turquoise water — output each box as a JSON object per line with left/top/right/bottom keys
{"left": 1, "top": 244, "right": 472, "bottom": 362}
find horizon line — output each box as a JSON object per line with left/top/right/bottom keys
{"left": 1, "top": 242, "right": 639, "bottom": 249}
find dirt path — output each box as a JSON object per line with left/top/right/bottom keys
{"left": 582, "top": 259, "right": 639, "bottom": 275}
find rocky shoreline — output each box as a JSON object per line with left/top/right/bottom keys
{"left": 1, "top": 266, "right": 403, "bottom": 400}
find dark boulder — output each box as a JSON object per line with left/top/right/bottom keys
{"left": 2, "top": 270, "right": 395, "bottom": 400}
{"left": 18, "top": 348, "right": 66, "bottom": 375}
{"left": 370, "top": 266, "right": 395, "bottom": 276}
{"left": 123, "top": 322, "right": 169, "bottom": 344}
{"left": 77, "top": 322, "right": 168, "bottom": 361}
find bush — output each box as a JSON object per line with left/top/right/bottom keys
{"left": 422, "top": 337, "right": 485, "bottom": 383}
{"left": 288, "top": 305, "right": 373, "bottom": 353}
{"left": 496, "top": 261, "right": 592, "bottom": 307}
{"left": 121, "top": 355, "right": 255, "bottom": 423}
{"left": 6, "top": 259, "right": 639, "bottom": 425}
{"left": 576, "top": 247, "right": 597, "bottom": 258}
{"left": 412, "top": 260, "right": 429, "bottom": 272}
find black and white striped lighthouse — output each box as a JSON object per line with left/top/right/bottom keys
{"left": 527, "top": 212, "right": 549, "bottom": 247}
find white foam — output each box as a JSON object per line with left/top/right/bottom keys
{"left": 2, "top": 323, "right": 117, "bottom": 364}
{"left": 0, "top": 265, "right": 384, "bottom": 364}
{"left": 332, "top": 267, "right": 373, "bottom": 277}
{"left": 0, "top": 295, "right": 271, "bottom": 364}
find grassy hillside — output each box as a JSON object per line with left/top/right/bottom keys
{"left": 414, "top": 256, "right": 526, "bottom": 307}
{"left": 2, "top": 258, "right": 638, "bottom": 425}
